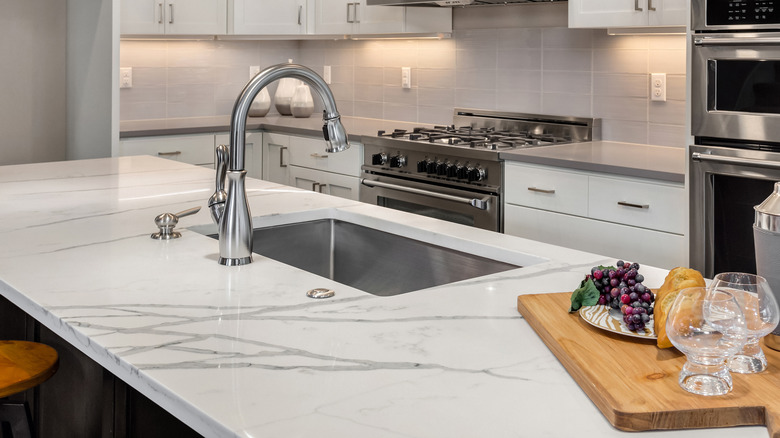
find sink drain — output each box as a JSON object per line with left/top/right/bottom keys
{"left": 306, "top": 288, "right": 335, "bottom": 299}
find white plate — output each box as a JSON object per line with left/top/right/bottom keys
{"left": 579, "top": 305, "right": 656, "bottom": 340}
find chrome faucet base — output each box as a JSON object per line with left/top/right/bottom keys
{"left": 218, "top": 256, "right": 253, "bottom": 266}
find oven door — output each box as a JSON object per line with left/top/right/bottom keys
{"left": 359, "top": 172, "right": 500, "bottom": 232}
{"left": 692, "top": 33, "right": 780, "bottom": 142}
{"left": 690, "top": 144, "right": 780, "bottom": 277}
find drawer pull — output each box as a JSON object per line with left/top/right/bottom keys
{"left": 310, "top": 153, "right": 329, "bottom": 159}
{"left": 618, "top": 201, "right": 649, "bottom": 209}
{"left": 157, "top": 151, "right": 182, "bottom": 157}
{"left": 279, "top": 146, "right": 288, "bottom": 167}
{"left": 527, "top": 186, "right": 555, "bottom": 194}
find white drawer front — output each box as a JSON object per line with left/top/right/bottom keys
{"left": 588, "top": 175, "right": 685, "bottom": 234}
{"left": 505, "top": 204, "right": 686, "bottom": 270}
{"left": 505, "top": 163, "right": 588, "bottom": 216}
{"left": 289, "top": 166, "right": 360, "bottom": 201}
{"left": 119, "top": 135, "right": 215, "bottom": 166}
{"left": 287, "top": 135, "right": 363, "bottom": 176}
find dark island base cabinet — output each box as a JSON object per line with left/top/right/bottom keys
{"left": 0, "top": 296, "right": 203, "bottom": 438}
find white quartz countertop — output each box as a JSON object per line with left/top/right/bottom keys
{"left": 0, "top": 157, "right": 763, "bottom": 438}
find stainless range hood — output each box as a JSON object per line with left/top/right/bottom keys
{"left": 367, "top": 0, "right": 565, "bottom": 6}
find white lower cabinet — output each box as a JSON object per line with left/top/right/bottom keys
{"left": 262, "top": 131, "right": 363, "bottom": 201}
{"left": 214, "top": 132, "right": 263, "bottom": 179}
{"left": 504, "top": 162, "right": 686, "bottom": 269}
{"left": 289, "top": 166, "right": 360, "bottom": 199}
{"left": 118, "top": 134, "right": 217, "bottom": 168}
{"left": 262, "top": 132, "right": 291, "bottom": 185}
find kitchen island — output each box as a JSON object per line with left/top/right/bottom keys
{"left": 0, "top": 156, "right": 765, "bottom": 437}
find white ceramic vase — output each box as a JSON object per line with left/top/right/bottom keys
{"left": 290, "top": 84, "right": 314, "bottom": 118}
{"left": 248, "top": 87, "right": 271, "bottom": 117}
{"left": 274, "top": 78, "right": 301, "bottom": 116}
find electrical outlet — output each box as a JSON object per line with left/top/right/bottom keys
{"left": 120, "top": 67, "right": 132, "bottom": 89}
{"left": 401, "top": 67, "right": 411, "bottom": 89}
{"left": 324, "top": 65, "right": 332, "bottom": 85}
{"left": 249, "top": 65, "right": 260, "bottom": 80}
{"left": 650, "top": 73, "right": 666, "bottom": 102}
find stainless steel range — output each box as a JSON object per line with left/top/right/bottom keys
{"left": 360, "top": 109, "right": 598, "bottom": 232}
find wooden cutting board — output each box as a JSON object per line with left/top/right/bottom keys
{"left": 517, "top": 292, "right": 780, "bottom": 436}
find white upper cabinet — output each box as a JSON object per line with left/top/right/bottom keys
{"left": 568, "top": 0, "right": 687, "bottom": 28}
{"left": 314, "top": 1, "right": 450, "bottom": 35}
{"left": 315, "top": 1, "right": 403, "bottom": 34}
{"left": 121, "top": 0, "right": 227, "bottom": 35}
{"left": 230, "top": 0, "right": 308, "bottom": 35}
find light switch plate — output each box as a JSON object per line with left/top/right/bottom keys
{"left": 120, "top": 67, "right": 132, "bottom": 89}
{"left": 324, "top": 65, "right": 332, "bottom": 84}
{"left": 401, "top": 67, "right": 411, "bottom": 89}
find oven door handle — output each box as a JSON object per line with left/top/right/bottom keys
{"left": 692, "top": 151, "right": 780, "bottom": 170}
{"left": 694, "top": 35, "right": 780, "bottom": 46}
{"left": 360, "top": 178, "right": 490, "bottom": 210}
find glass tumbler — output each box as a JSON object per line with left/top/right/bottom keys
{"left": 666, "top": 287, "right": 748, "bottom": 396}
{"left": 711, "top": 272, "right": 780, "bottom": 373}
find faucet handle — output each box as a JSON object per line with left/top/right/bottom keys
{"left": 208, "top": 144, "right": 229, "bottom": 224}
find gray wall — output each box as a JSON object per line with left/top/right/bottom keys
{"left": 66, "top": 0, "right": 118, "bottom": 160}
{"left": 0, "top": 0, "right": 67, "bottom": 165}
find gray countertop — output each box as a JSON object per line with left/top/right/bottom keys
{"left": 501, "top": 141, "right": 686, "bottom": 183}
{"left": 120, "top": 117, "right": 686, "bottom": 183}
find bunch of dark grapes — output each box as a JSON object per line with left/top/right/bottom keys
{"left": 589, "top": 260, "right": 654, "bottom": 332}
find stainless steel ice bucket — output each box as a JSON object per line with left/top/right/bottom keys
{"left": 754, "top": 182, "right": 780, "bottom": 351}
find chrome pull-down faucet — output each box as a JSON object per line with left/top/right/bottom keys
{"left": 208, "top": 63, "right": 350, "bottom": 266}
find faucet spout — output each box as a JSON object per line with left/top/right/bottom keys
{"left": 212, "top": 63, "right": 350, "bottom": 266}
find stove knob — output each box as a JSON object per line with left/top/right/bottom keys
{"left": 456, "top": 165, "right": 469, "bottom": 179}
{"left": 426, "top": 160, "right": 438, "bottom": 174}
{"left": 436, "top": 162, "right": 448, "bottom": 175}
{"left": 372, "top": 153, "right": 388, "bottom": 166}
{"left": 467, "top": 166, "right": 487, "bottom": 182}
{"left": 446, "top": 164, "right": 460, "bottom": 178}
{"left": 389, "top": 155, "right": 407, "bottom": 168}
{"left": 416, "top": 160, "right": 428, "bottom": 172}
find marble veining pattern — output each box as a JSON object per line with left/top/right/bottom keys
{"left": 0, "top": 156, "right": 765, "bottom": 438}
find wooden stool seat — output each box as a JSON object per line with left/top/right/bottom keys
{"left": 0, "top": 341, "right": 58, "bottom": 398}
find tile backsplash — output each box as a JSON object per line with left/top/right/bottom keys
{"left": 120, "top": 28, "right": 686, "bottom": 147}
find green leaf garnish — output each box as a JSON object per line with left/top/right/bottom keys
{"left": 569, "top": 277, "right": 601, "bottom": 313}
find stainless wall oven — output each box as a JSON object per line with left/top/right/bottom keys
{"left": 691, "top": 0, "right": 780, "bottom": 277}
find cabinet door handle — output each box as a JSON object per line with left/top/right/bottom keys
{"left": 310, "top": 153, "right": 329, "bottom": 159}
{"left": 157, "top": 150, "right": 182, "bottom": 157}
{"left": 527, "top": 186, "right": 555, "bottom": 194}
{"left": 168, "top": 3, "right": 174, "bottom": 24}
{"left": 298, "top": 5, "right": 303, "bottom": 25}
{"left": 346, "top": 3, "right": 354, "bottom": 23}
{"left": 634, "top": 0, "right": 643, "bottom": 11}
{"left": 648, "top": 0, "right": 656, "bottom": 11}
{"left": 312, "top": 182, "right": 319, "bottom": 191}
{"left": 158, "top": 3, "right": 163, "bottom": 23}
{"left": 354, "top": 2, "right": 360, "bottom": 23}
{"left": 318, "top": 183, "right": 327, "bottom": 193}
{"left": 617, "top": 201, "right": 649, "bottom": 209}
{"left": 279, "top": 146, "right": 288, "bottom": 168}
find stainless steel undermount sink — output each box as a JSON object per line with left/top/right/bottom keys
{"left": 205, "top": 218, "right": 528, "bottom": 297}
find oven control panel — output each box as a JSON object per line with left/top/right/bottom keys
{"left": 363, "top": 146, "right": 498, "bottom": 189}
{"left": 708, "top": 0, "right": 778, "bottom": 25}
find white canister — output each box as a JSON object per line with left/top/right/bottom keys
{"left": 290, "top": 84, "right": 314, "bottom": 118}
{"left": 248, "top": 87, "right": 271, "bottom": 117}
{"left": 274, "top": 78, "right": 300, "bottom": 116}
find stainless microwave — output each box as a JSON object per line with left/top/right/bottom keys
{"left": 691, "top": 0, "right": 780, "bottom": 143}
